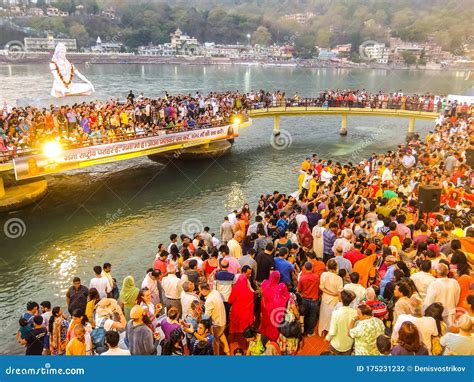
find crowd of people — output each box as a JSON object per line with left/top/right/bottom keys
{"left": 15, "top": 92, "right": 474, "bottom": 356}
{"left": 0, "top": 90, "right": 249, "bottom": 161}
{"left": 248, "top": 89, "right": 470, "bottom": 113}
{"left": 2, "top": 89, "right": 467, "bottom": 163}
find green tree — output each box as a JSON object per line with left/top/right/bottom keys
{"left": 401, "top": 51, "right": 416, "bottom": 66}
{"left": 294, "top": 33, "right": 316, "bottom": 58}
{"left": 315, "top": 29, "right": 331, "bottom": 48}
{"left": 69, "top": 22, "right": 90, "bottom": 47}
{"left": 251, "top": 26, "right": 272, "bottom": 46}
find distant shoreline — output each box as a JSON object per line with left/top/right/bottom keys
{"left": 1, "top": 53, "right": 473, "bottom": 71}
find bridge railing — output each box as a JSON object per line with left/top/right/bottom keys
{"left": 249, "top": 98, "right": 441, "bottom": 113}
{"left": 0, "top": 113, "right": 249, "bottom": 163}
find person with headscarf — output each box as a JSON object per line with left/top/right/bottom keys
{"left": 260, "top": 271, "right": 290, "bottom": 341}
{"left": 311, "top": 219, "right": 325, "bottom": 260}
{"left": 119, "top": 276, "right": 139, "bottom": 320}
{"left": 353, "top": 247, "right": 379, "bottom": 287}
{"left": 228, "top": 274, "right": 255, "bottom": 334}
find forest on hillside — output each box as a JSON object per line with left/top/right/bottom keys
{"left": 3, "top": 0, "right": 473, "bottom": 57}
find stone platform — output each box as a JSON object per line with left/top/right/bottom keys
{"left": 0, "top": 178, "right": 48, "bottom": 213}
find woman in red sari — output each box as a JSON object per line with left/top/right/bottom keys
{"left": 228, "top": 274, "right": 254, "bottom": 334}
{"left": 260, "top": 271, "right": 290, "bottom": 341}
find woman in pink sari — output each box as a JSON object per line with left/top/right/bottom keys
{"left": 229, "top": 274, "right": 255, "bottom": 334}
{"left": 260, "top": 271, "right": 290, "bottom": 341}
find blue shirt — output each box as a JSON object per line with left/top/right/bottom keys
{"left": 80, "top": 117, "right": 90, "bottom": 133}
{"left": 274, "top": 257, "right": 294, "bottom": 285}
{"left": 323, "top": 229, "right": 337, "bottom": 256}
{"left": 276, "top": 218, "right": 289, "bottom": 233}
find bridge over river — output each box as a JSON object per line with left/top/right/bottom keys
{"left": 0, "top": 101, "right": 438, "bottom": 212}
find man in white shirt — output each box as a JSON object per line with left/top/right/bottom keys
{"left": 199, "top": 283, "right": 229, "bottom": 355}
{"left": 344, "top": 272, "right": 366, "bottom": 306}
{"left": 211, "top": 233, "right": 221, "bottom": 249}
{"left": 180, "top": 281, "right": 199, "bottom": 319}
{"left": 392, "top": 296, "right": 438, "bottom": 354}
{"left": 101, "top": 331, "right": 130, "bottom": 356}
{"left": 326, "top": 290, "right": 357, "bottom": 354}
{"left": 141, "top": 270, "right": 161, "bottom": 306}
{"left": 423, "top": 263, "right": 460, "bottom": 323}
{"left": 301, "top": 169, "right": 312, "bottom": 197}
{"left": 381, "top": 164, "right": 394, "bottom": 184}
{"left": 320, "top": 165, "right": 333, "bottom": 184}
{"left": 410, "top": 260, "right": 435, "bottom": 300}
{"left": 90, "top": 265, "right": 111, "bottom": 299}
{"left": 227, "top": 210, "right": 237, "bottom": 227}
{"left": 161, "top": 264, "right": 183, "bottom": 315}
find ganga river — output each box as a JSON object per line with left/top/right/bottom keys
{"left": 0, "top": 63, "right": 471, "bottom": 353}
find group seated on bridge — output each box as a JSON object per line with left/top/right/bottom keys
{"left": 0, "top": 90, "right": 249, "bottom": 161}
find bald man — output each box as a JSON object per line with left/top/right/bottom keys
{"left": 424, "top": 263, "right": 460, "bottom": 323}
{"left": 228, "top": 232, "right": 244, "bottom": 259}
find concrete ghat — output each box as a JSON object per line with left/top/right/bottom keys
{"left": 0, "top": 179, "right": 48, "bottom": 213}
{"left": 148, "top": 140, "right": 233, "bottom": 162}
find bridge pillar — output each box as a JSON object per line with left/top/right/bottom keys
{"left": 340, "top": 114, "right": 348, "bottom": 135}
{"left": 407, "top": 117, "right": 416, "bottom": 139}
{"left": 273, "top": 115, "right": 280, "bottom": 136}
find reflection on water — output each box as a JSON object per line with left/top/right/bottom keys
{"left": 0, "top": 64, "right": 469, "bottom": 354}
{"left": 224, "top": 182, "right": 248, "bottom": 212}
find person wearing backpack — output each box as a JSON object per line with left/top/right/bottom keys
{"left": 92, "top": 298, "right": 126, "bottom": 354}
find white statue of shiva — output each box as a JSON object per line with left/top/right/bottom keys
{"left": 49, "top": 43, "right": 95, "bottom": 97}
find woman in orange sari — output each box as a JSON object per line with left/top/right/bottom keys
{"left": 353, "top": 248, "right": 380, "bottom": 288}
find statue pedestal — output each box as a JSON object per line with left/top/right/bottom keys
{"left": 0, "top": 177, "right": 48, "bottom": 212}
{"left": 51, "top": 82, "right": 93, "bottom": 98}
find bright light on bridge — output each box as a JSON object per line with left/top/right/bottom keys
{"left": 43, "top": 141, "right": 62, "bottom": 160}
{"left": 233, "top": 117, "right": 241, "bottom": 126}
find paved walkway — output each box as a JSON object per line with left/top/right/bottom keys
{"left": 228, "top": 324, "right": 330, "bottom": 355}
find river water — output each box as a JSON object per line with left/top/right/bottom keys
{"left": 0, "top": 63, "right": 470, "bottom": 353}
